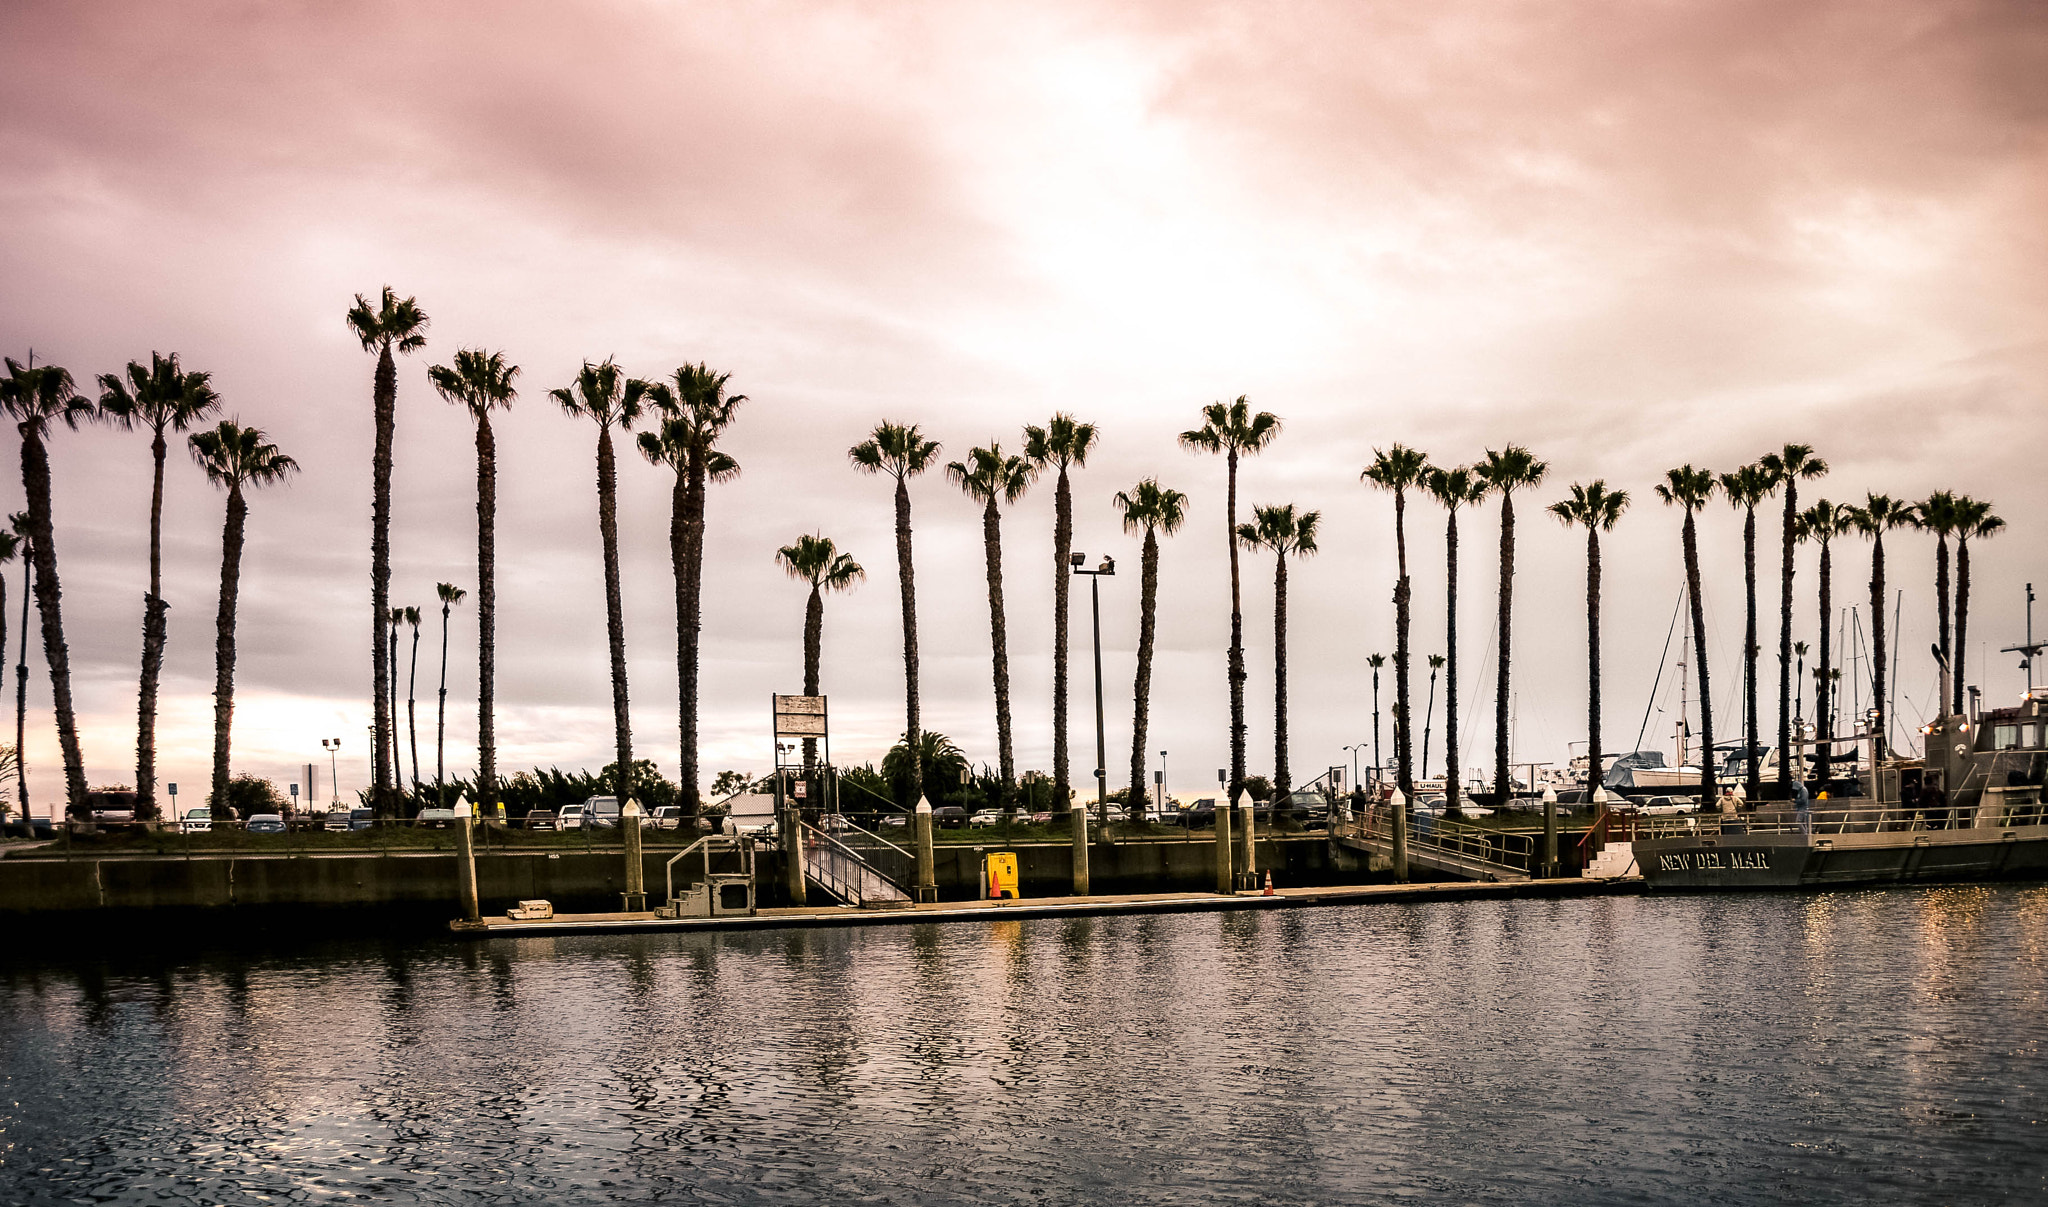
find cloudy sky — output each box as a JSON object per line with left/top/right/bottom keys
{"left": 1, "top": 0, "right": 2043, "bottom": 808}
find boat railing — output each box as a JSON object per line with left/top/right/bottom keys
{"left": 1630, "top": 800, "right": 2042, "bottom": 841}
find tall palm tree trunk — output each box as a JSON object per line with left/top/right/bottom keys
{"left": 1445, "top": 510, "right": 1462, "bottom": 814}
{"left": 209, "top": 483, "right": 247, "bottom": 808}
{"left": 1684, "top": 512, "right": 1717, "bottom": 802}
{"left": 894, "top": 475, "right": 921, "bottom": 803}
{"left": 1815, "top": 542, "right": 1833, "bottom": 783}
{"left": 406, "top": 623, "right": 422, "bottom": 797}
{"left": 370, "top": 344, "right": 396, "bottom": 814}
{"left": 666, "top": 464, "right": 689, "bottom": 808}
{"left": 981, "top": 495, "right": 1017, "bottom": 811}
{"left": 1393, "top": 489, "right": 1412, "bottom": 797}
{"left": 1742, "top": 505, "right": 1760, "bottom": 799}
{"left": 1129, "top": 527, "right": 1159, "bottom": 817}
{"left": 1493, "top": 493, "right": 1515, "bottom": 802}
{"left": 1274, "top": 546, "right": 1290, "bottom": 794}
{"left": 476, "top": 413, "right": 497, "bottom": 815}
{"left": 1226, "top": 449, "right": 1246, "bottom": 796}
{"left": 1870, "top": 535, "right": 1889, "bottom": 761}
{"left": 802, "top": 583, "right": 822, "bottom": 782}
{"left": 1586, "top": 526, "right": 1605, "bottom": 792}
{"left": 1935, "top": 535, "right": 1951, "bottom": 676}
{"left": 597, "top": 426, "right": 633, "bottom": 805}
{"left": 136, "top": 426, "right": 170, "bottom": 819}
{"left": 436, "top": 600, "right": 451, "bottom": 805}
{"left": 679, "top": 453, "right": 708, "bottom": 813}
{"left": 13, "top": 553, "right": 28, "bottom": 818}
{"left": 1955, "top": 536, "right": 1973, "bottom": 714}
{"left": 387, "top": 618, "right": 402, "bottom": 803}
{"left": 1776, "top": 483, "right": 1798, "bottom": 789}
{"left": 1052, "top": 465, "right": 1072, "bottom": 813}
{"left": 20, "top": 431, "right": 86, "bottom": 814}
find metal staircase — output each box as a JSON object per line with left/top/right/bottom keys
{"left": 800, "top": 820, "right": 913, "bottom": 908}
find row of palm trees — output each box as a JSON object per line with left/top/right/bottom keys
{"left": 1, "top": 354, "right": 295, "bottom": 819}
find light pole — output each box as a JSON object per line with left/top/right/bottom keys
{"left": 322, "top": 738, "right": 341, "bottom": 807}
{"left": 1158, "top": 750, "right": 1168, "bottom": 815}
{"left": 1072, "top": 552, "right": 1115, "bottom": 828}
{"left": 1343, "top": 744, "right": 1361, "bottom": 792}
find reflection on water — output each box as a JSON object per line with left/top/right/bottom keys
{"left": 1, "top": 886, "right": 2044, "bottom": 1204}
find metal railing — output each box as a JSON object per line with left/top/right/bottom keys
{"left": 799, "top": 822, "right": 910, "bottom": 907}
{"left": 1333, "top": 806, "right": 1536, "bottom": 876}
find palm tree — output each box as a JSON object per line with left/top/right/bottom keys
{"left": 1178, "top": 398, "right": 1282, "bottom": 799}
{"left": 1953, "top": 497, "right": 2004, "bottom": 713}
{"left": 640, "top": 363, "right": 747, "bottom": 813}
{"left": 188, "top": 420, "right": 298, "bottom": 811}
{"left": 1719, "top": 463, "right": 1775, "bottom": 799}
{"left": 775, "top": 534, "right": 864, "bottom": 786}
{"left": 1846, "top": 494, "right": 1913, "bottom": 760}
{"left": 1912, "top": 490, "right": 1962, "bottom": 683}
{"left": 97, "top": 352, "right": 221, "bottom": 819}
{"left": 1548, "top": 481, "right": 1630, "bottom": 795}
{"left": 1420, "top": 654, "right": 1444, "bottom": 778}
{"left": 1, "top": 358, "right": 95, "bottom": 816}
{"left": 1023, "top": 414, "right": 1099, "bottom": 815}
{"left": 948, "top": 444, "right": 1036, "bottom": 812}
{"left": 346, "top": 287, "right": 429, "bottom": 814}
{"left": 387, "top": 606, "right": 405, "bottom": 799}
{"left": 403, "top": 605, "right": 423, "bottom": 796}
{"left": 1656, "top": 467, "right": 1718, "bottom": 803}
{"left": 1424, "top": 465, "right": 1488, "bottom": 815}
{"left": 1366, "top": 652, "right": 1386, "bottom": 789}
{"left": 850, "top": 422, "right": 942, "bottom": 803}
{"left": 551, "top": 358, "right": 649, "bottom": 808}
{"left": 1363, "top": 445, "right": 1432, "bottom": 800}
{"left": 1759, "top": 444, "right": 1826, "bottom": 790}
{"left": 433, "top": 582, "right": 466, "bottom": 806}
{"left": 1476, "top": 446, "right": 1548, "bottom": 803}
{"left": 1114, "top": 478, "right": 1188, "bottom": 818}
{"left": 1797, "top": 500, "right": 1854, "bottom": 782}
{"left": 1236, "top": 504, "right": 1320, "bottom": 795}
{"left": 428, "top": 348, "right": 515, "bottom": 817}
{"left": 0, "top": 530, "right": 15, "bottom": 825}
{"left": 8, "top": 513, "right": 29, "bottom": 818}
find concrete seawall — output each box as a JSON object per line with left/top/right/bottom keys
{"left": 0, "top": 835, "right": 1378, "bottom": 922}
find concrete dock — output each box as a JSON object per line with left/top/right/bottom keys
{"left": 451, "top": 876, "right": 1643, "bottom": 937}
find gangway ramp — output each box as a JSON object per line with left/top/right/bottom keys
{"left": 800, "top": 820, "right": 913, "bottom": 908}
{"left": 1329, "top": 809, "right": 1532, "bottom": 882}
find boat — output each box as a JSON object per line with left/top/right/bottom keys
{"left": 1628, "top": 678, "right": 2048, "bottom": 889}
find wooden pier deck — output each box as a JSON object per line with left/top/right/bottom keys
{"left": 451, "top": 876, "right": 1641, "bottom": 937}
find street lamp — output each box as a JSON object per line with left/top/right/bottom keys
{"left": 1072, "top": 552, "right": 1115, "bottom": 826}
{"left": 1158, "top": 750, "right": 1168, "bottom": 814}
{"left": 321, "top": 738, "right": 341, "bottom": 806}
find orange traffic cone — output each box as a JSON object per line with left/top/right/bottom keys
{"left": 1262, "top": 871, "right": 1274, "bottom": 896}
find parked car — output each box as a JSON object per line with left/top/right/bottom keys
{"left": 525, "top": 808, "right": 558, "bottom": 831}
{"left": 348, "top": 808, "right": 375, "bottom": 830}
{"left": 648, "top": 805, "right": 682, "bottom": 831}
{"left": 967, "top": 809, "right": 1003, "bottom": 828}
{"left": 1028, "top": 811, "right": 1053, "bottom": 825}
{"left": 560, "top": 797, "right": 621, "bottom": 831}
{"left": 877, "top": 814, "right": 908, "bottom": 829}
{"left": 414, "top": 808, "right": 458, "bottom": 829}
{"left": 246, "top": 813, "right": 286, "bottom": 834}
{"left": 1638, "top": 795, "right": 1695, "bottom": 817}
{"left": 1100, "top": 805, "right": 1128, "bottom": 824}
{"left": 180, "top": 807, "right": 213, "bottom": 834}
{"left": 323, "top": 810, "right": 352, "bottom": 832}
{"left": 934, "top": 805, "right": 969, "bottom": 829}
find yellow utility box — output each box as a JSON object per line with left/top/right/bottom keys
{"left": 983, "top": 852, "right": 1020, "bottom": 899}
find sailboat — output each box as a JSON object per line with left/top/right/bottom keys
{"left": 1633, "top": 598, "right": 1702, "bottom": 788}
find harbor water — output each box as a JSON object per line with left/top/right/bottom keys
{"left": 1, "top": 886, "right": 2043, "bottom": 1204}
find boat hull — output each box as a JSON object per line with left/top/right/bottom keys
{"left": 1636, "top": 824, "right": 2048, "bottom": 889}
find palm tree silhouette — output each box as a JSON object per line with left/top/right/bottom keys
{"left": 1720, "top": 463, "right": 1775, "bottom": 799}
{"left": 1114, "top": 478, "right": 1187, "bottom": 818}
{"left": 345, "top": 287, "right": 428, "bottom": 814}
{"left": 98, "top": 352, "right": 221, "bottom": 819}
{"left": 433, "top": 582, "right": 466, "bottom": 806}
{"left": 428, "top": 348, "right": 515, "bottom": 817}
{"left": 1912, "top": 490, "right": 1962, "bottom": 684}
{"left": 1847, "top": 494, "right": 1912, "bottom": 759}
{"left": 7, "top": 513, "right": 29, "bottom": 819}
{"left": 1476, "top": 446, "right": 1548, "bottom": 803}
{"left": 1237, "top": 503, "right": 1320, "bottom": 795}
{"left": 1, "top": 358, "right": 95, "bottom": 816}
{"left": 1549, "top": 481, "right": 1630, "bottom": 794}
{"left": 1952, "top": 497, "right": 2003, "bottom": 713}
{"left": 1023, "top": 414, "right": 1098, "bottom": 816}
{"left": 1424, "top": 465, "right": 1487, "bottom": 815}
{"left": 1657, "top": 466, "right": 1718, "bottom": 802}
{"left": 403, "top": 606, "right": 423, "bottom": 798}
{"left": 387, "top": 607, "right": 405, "bottom": 800}
{"left": 1363, "top": 444, "right": 1432, "bottom": 801}
{"left": 1797, "top": 499, "right": 1854, "bottom": 782}
{"left": 775, "top": 534, "right": 864, "bottom": 787}
{"left": 551, "top": 358, "right": 649, "bottom": 808}
{"left": 1759, "top": 444, "right": 1826, "bottom": 789}
{"left": 1179, "top": 398, "right": 1281, "bottom": 800}
{"left": 850, "top": 422, "right": 941, "bottom": 803}
{"left": 1421, "top": 653, "right": 1445, "bottom": 780}
{"left": 640, "top": 363, "right": 747, "bottom": 813}
{"left": 948, "top": 444, "right": 1036, "bottom": 812}
{"left": 0, "top": 530, "right": 15, "bottom": 826}
{"left": 188, "top": 420, "right": 297, "bottom": 811}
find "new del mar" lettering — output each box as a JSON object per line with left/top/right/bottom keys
{"left": 1658, "top": 850, "right": 1771, "bottom": 872}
